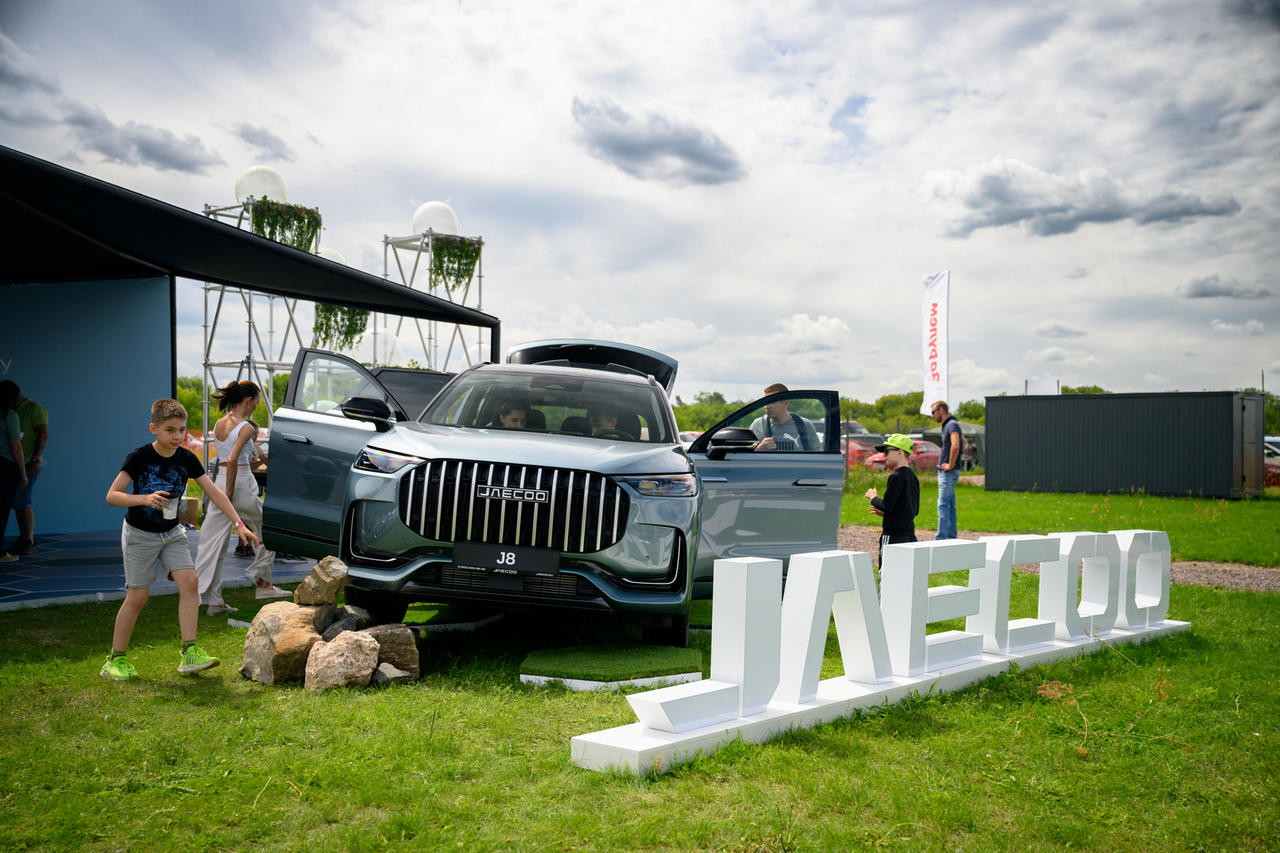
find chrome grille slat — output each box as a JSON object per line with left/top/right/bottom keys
{"left": 450, "top": 460, "right": 461, "bottom": 541}
{"left": 400, "top": 459, "right": 629, "bottom": 555}
{"left": 418, "top": 462, "right": 431, "bottom": 537}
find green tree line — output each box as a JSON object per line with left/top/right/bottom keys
{"left": 670, "top": 389, "right": 989, "bottom": 434}
{"left": 674, "top": 384, "right": 1280, "bottom": 435}
{"left": 176, "top": 374, "right": 291, "bottom": 431}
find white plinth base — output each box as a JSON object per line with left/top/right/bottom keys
{"left": 571, "top": 620, "right": 1190, "bottom": 773}
{"left": 519, "top": 671, "right": 702, "bottom": 692}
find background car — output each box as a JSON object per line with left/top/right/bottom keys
{"left": 841, "top": 435, "right": 882, "bottom": 467}
{"left": 865, "top": 439, "right": 942, "bottom": 471}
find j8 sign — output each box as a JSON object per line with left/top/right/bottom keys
{"left": 571, "top": 530, "right": 1188, "bottom": 774}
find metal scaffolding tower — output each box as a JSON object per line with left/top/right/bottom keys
{"left": 382, "top": 229, "right": 485, "bottom": 372}
{"left": 200, "top": 199, "right": 313, "bottom": 444}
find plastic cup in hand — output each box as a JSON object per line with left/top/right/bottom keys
{"left": 162, "top": 496, "right": 180, "bottom": 520}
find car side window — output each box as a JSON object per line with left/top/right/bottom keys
{"left": 296, "top": 353, "right": 390, "bottom": 417}
{"left": 725, "top": 395, "right": 829, "bottom": 453}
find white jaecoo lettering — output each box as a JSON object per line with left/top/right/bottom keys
{"left": 573, "top": 528, "right": 1185, "bottom": 775}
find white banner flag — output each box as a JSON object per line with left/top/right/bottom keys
{"left": 920, "top": 270, "right": 949, "bottom": 415}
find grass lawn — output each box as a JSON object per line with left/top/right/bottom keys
{"left": 841, "top": 469, "right": 1280, "bottom": 566}
{"left": 1, "top": 573, "right": 1277, "bottom": 851}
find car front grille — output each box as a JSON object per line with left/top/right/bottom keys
{"left": 436, "top": 565, "right": 586, "bottom": 597}
{"left": 399, "top": 460, "right": 630, "bottom": 554}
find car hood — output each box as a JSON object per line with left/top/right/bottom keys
{"left": 368, "top": 423, "right": 693, "bottom": 476}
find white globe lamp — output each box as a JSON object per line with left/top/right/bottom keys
{"left": 411, "top": 201, "right": 459, "bottom": 236}
{"left": 316, "top": 247, "right": 347, "bottom": 265}
{"left": 235, "top": 166, "right": 288, "bottom": 203}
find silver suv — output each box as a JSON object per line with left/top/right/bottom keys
{"left": 262, "top": 341, "right": 843, "bottom": 646}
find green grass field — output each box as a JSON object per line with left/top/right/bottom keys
{"left": 842, "top": 470, "right": 1280, "bottom": 566}
{"left": 1, "top": 571, "right": 1277, "bottom": 852}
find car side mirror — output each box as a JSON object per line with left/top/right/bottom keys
{"left": 705, "top": 426, "right": 758, "bottom": 461}
{"left": 341, "top": 396, "right": 394, "bottom": 432}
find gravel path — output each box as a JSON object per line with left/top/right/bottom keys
{"left": 838, "top": 525, "right": 1280, "bottom": 593}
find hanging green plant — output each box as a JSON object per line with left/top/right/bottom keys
{"left": 428, "top": 234, "right": 483, "bottom": 295}
{"left": 249, "top": 197, "right": 368, "bottom": 351}
{"left": 250, "top": 198, "right": 322, "bottom": 251}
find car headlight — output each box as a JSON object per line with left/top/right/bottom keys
{"left": 354, "top": 447, "right": 423, "bottom": 473}
{"left": 617, "top": 474, "right": 698, "bottom": 497}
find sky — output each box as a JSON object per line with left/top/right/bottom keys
{"left": 2, "top": 0, "right": 1278, "bottom": 406}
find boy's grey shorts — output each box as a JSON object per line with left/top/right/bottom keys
{"left": 121, "top": 521, "right": 195, "bottom": 588}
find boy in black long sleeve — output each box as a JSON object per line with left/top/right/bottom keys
{"left": 864, "top": 434, "right": 920, "bottom": 566}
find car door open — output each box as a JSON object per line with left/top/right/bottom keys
{"left": 686, "top": 390, "right": 844, "bottom": 598}
{"left": 262, "top": 349, "right": 400, "bottom": 558}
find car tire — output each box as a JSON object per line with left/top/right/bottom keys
{"left": 641, "top": 610, "right": 689, "bottom": 648}
{"left": 343, "top": 585, "right": 409, "bottom": 626}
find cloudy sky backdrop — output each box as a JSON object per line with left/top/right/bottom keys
{"left": 3, "top": 0, "right": 1277, "bottom": 404}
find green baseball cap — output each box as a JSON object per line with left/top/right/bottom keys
{"left": 875, "top": 434, "right": 913, "bottom": 455}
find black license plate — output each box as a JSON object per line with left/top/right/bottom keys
{"left": 452, "top": 542, "right": 560, "bottom": 578}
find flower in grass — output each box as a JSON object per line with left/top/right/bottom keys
{"left": 1037, "top": 681, "right": 1073, "bottom": 701}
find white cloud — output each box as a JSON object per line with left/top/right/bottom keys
{"left": 571, "top": 94, "right": 746, "bottom": 186}
{"left": 1144, "top": 373, "right": 1171, "bottom": 386}
{"left": 924, "top": 158, "right": 1241, "bottom": 238}
{"left": 764, "top": 314, "right": 851, "bottom": 353}
{"left": 1177, "top": 274, "right": 1272, "bottom": 299}
{"left": 1210, "top": 318, "right": 1266, "bottom": 335}
{"left": 1034, "top": 319, "right": 1087, "bottom": 338}
{"left": 1024, "top": 347, "right": 1099, "bottom": 366}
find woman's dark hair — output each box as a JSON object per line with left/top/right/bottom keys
{"left": 497, "top": 399, "right": 527, "bottom": 418}
{"left": 212, "top": 379, "right": 262, "bottom": 413}
{"left": 0, "top": 380, "right": 18, "bottom": 415}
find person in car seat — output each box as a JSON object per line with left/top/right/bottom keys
{"left": 492, "top": 400, "right": 528, "bottom": 429}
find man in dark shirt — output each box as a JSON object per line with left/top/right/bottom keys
{"left": 931, "top": 400, "right": 962, "bottom": 540}
{"left": 864, "top": 434, "right": 920, "bottom": 566}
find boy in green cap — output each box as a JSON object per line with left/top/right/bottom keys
{"left": 864, "top": 434, "right": 920, "bottom": 566}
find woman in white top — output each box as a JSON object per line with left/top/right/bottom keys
{"left": 194, "top": 380, "right": 290, "bottom": 614}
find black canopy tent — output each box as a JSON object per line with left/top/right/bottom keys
{"left": 0, "top": 145, "right": 501, "bottom": 362}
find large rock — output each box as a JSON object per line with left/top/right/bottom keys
{"left": 338, "top": 604, "right": 371, "bottom": 629}
{"left": 239, "top": 602, "right": 338, "bottom": 684}
{"left": 305, "top": 631, "right": 380, "bottom": 693}
{"left": 294, "top": 556, "right": 348, "bottom": 606}
{"left": 372, "top": 662, "right": 415, "bottom": 686}
{"left": 321, "top": 617, "right": 359, "bottom": 642}
{"left": 363, "top": 623, "right": 420, "bottom": 680}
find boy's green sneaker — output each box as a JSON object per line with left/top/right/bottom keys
{"left": 101, "top": 656, "right": 138, "bottom": 680}
{"left": 178, "top": 645, "right": 220, "bottom": 674}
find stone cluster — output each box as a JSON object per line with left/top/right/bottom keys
{"left": 239, "top": 556, "right": 420, "bottom": 692}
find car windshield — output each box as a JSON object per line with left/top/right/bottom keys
{"left": 423, "top": 368, "right": 676, "bottom": 443}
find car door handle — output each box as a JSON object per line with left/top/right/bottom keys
{"left": 793, "top": 479, "right": 828, "bottom": 486}
{"left": 279, "top": 433, "right": 311, "bottom": 444}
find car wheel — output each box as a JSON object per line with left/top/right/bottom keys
{"left": 343, "top": 585, "right": 409, "bottom": 626}
{"left": 641, "top": 610, "right": 689, "bottom": 648}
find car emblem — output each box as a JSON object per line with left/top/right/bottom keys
{"left": 475, "top": 484, "right": 550, "bottom": 504}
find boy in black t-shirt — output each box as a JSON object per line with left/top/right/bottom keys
{"left": 102, "top": 398, "right": 259, "bottom": 680}
{"left": 863, "top": 434, "right": 920, "bottom": 567}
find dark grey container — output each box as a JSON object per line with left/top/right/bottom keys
{"left": 985, "top": 391, "right": 1265, "bottom": 498}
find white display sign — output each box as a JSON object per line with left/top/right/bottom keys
{"left": 571, "top": 530, "right": 1185, "bottom": 774}
{"left": 920, "top": 270, "right": 949, "bottom": 415}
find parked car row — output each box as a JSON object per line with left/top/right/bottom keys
{"left": 865, "top": 439, "right": 943, "bottom": 471}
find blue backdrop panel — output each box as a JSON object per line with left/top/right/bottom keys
{"left": 1, "top": 277, "right": 172, "bottom": 537}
